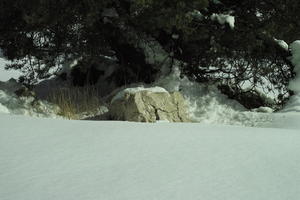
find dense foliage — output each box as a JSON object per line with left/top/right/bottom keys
{"left": 0, "top": 0, "right": 299, "bottom": 108}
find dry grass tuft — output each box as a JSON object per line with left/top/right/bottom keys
{"left": 48, "top": 86, "right": 102, "bottom": 119}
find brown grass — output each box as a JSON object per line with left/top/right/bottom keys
{"left": 48, "top": 86, "right": 102, "bottom": 119}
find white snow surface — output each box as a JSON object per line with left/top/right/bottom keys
{"left": 210, "top": 13, "right": 235, "bottom": 29}
{"left": 1, "top": 114, "right": 300, "bottom": 200}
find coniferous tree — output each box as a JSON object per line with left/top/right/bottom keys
{"left": 0, "top": 0, "right": 298, "bottom": 108}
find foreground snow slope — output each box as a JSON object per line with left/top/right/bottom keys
{"left": 1, "top": 114, "right": 300, "bottom": 200}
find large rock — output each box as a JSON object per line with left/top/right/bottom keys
{"left": 109, "top": 87, "right": 191, "bottom": 122}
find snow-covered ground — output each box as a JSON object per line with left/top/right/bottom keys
{"left": 1, "top": 114, "right": 300, "bottom": 200}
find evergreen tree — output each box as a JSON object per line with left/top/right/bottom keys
{"left": 0, "top": 0, "right": 298, "bottom": 108}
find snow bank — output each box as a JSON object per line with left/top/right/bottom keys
{"left": 280, "top": 40, "right": 300, "bottom": 113}
{"left": 0, "top": 115, "right": 300, "bottom": 200}
{"left": 282, "top": 95, "right": 300, "bottom": 113}
{"left": 0, "top": 80, "right": 60, "bottom": 117}
{"left": 211, "top": 13, "right": 235, "bottom": 29}
{"left": 0, "top": 89, "right": 60, "bottom": 117}
{"left": 274, "top": 38, "right": 289, "bottom": 51}
{"left": 0, "top": 55, "right": 59, "bottom": 117}
{"left": 0, "top": 102, "right": 9, "bottom": 113}
{"left": 154, "top": 67, "right": 271, "bottom": 127}
{"left": 289, "top": 40, "right": 300, "bottom": 93}
{"left": 107, "top": 69, "right": 274, "bottom": 127}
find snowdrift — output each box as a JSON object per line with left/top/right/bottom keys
{"left": 0, "top": 114, "right": 300, "bottom": 200}
{"left": 0, "top": 79, "right": 60, "bottom": 117}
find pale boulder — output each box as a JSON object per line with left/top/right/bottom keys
{"left": 109, "top": 88, "right": 191, "bottom": 122}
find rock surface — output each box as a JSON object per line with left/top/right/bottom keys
{"left": 109, "top": 89, "right": 191, "bottom": 122}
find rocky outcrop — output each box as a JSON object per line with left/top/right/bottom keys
{"left": 109, "top": 88, "right": 191, "bottom": 122}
